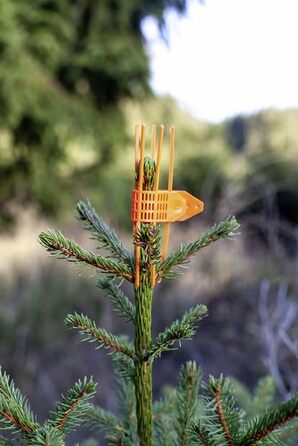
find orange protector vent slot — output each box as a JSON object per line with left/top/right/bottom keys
{"left": 131, "top": 189, "right": 204, "bottom": 223}
{"left": 132, "top": 190, "right": 169, "bottom": 222}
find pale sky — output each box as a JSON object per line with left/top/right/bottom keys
{"left": 142, "top": 0, "right": 298, "bottom": 122}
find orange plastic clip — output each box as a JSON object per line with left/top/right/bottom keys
{"left": 131, "top": 190, "right": 204, "bottom": 223}
{"left": 132, "top": 124, "right": 204, "bottom": 288}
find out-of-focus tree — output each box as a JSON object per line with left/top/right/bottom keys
{"left": 226, "top": 115, "right": 248, "bottom": 153}
{"left": 0, "top": 0, "right": 188, "bottom": 227}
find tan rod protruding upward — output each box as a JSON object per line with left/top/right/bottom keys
{"left": 135, "top": 124, "right": 146, "bottom": 288}
{"left": 162, "top": 125, "right": 175, "bottom": 260}
{"left": 150, "top": 125, "right": 164, "bottom": 286}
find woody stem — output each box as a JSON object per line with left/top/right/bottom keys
{"left": 134, "top": 277, "right": 153, "bottom": 445}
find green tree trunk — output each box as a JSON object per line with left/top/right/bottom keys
{"left": 134, "top": 277, "right": 153, "bottom": 446}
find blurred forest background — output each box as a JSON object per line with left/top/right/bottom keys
{"left": 0, "top": 0, "right": 298, "bottom": 444}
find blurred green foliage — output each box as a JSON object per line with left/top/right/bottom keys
{"left": 0, "top": 0, "right": 188, "bottom": 227}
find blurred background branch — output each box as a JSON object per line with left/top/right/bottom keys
{"left": 259, "top": 280, "right": 298, "bottom": 399}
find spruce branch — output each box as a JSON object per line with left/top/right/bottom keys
{"left": 93, "top": 380, "right": 137, "bottom": 446}
{"left": 188, "top": 419, "right": 211, "bottom": 446}
{"left": 212, "top": 387, "right": 234, "bottom": 446}
{"left": 88, "top": 386, "right": 137, "bottom": 446}
{"left": 208, "top": 376, "right": 240, "bottom": 446}
{"left": 174, "top": 362, "right": 202, "bottom": 446}
{"left": 0, "top": 368, "right": 39, "bottom": 436}
{"left": 277, "top": 421, "right": 298, "bottom": 445}
{"left": 65, "top": 313, "right": 135, "bottom": 359}
{"left": 153, "top": 387, "right": 177, "bottom": 420}
{"left": 112, "top": 354, "right": 136, "bottom": 384}
{"left": 27, "top": 426, "right": 65, "bottom": 446}
{"left": 98, "top": 278, "right": 136, "bottom": 323}
{"left": 149, "top": 305, "right": 208, "bottom": 360}
{"left": 251, "top": 376, "right": 276, "bottom": 416}
{"left": 85, "top": 404, "right": 127, "bottom": 438}
{"left": 76, "top": 200, "right": 133, "bottom": 267}
{"left": 47, "top": 377, "right": 96, "bottom": 435}
{"left": 154, "top": 414, "right": 175, "bottom": 446}
{"left": 135, "top": 155, "right": 156, "bottom": 190}
{"left": 116, "top": 376, "right": 138, "bottom": 444}
{"left": 227, "top": 379, "right": 253, "bottom": 417}
{"left": 157, "top": 216, "right": 240, "bottom": 280}
{"left": 0, "top": 370, "right": 97, "bottom": 445}
{"left": 39, "top": 229, "right": 133, "bottom": 281}
{"left": 134, "top": 223, "right": 161, "bottom": 269}
{"left": 238, "top": 392, "right": 298, "bottom": 445}
{"left": 153, "top": 388, "right": 177, "bottom": 446}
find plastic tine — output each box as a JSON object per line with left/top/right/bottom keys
{"left": 135, "top": 124, "right": 146, "bottom": 288}
{"left": 151, "top": 124, "right": 164, "bottom": 286}
{"left": 133, "top": 125, "right": 140, "bottom": 236}
{"left": 162, "top": 125, "right": 175, "bottom": 260}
